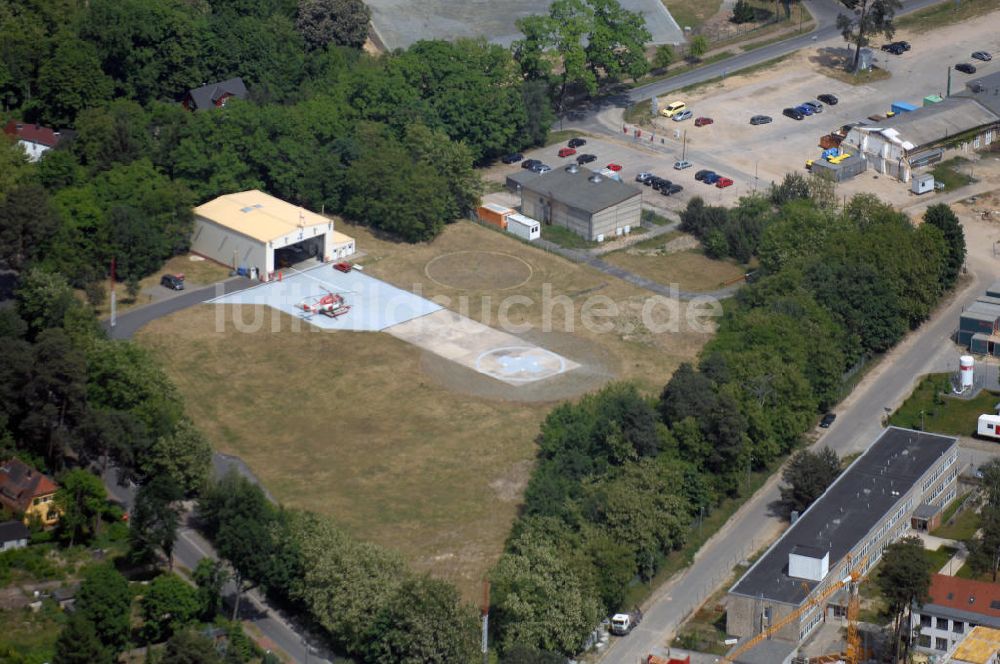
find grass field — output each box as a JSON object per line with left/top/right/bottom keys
{"left": 540, "top": 223, "right": 598, "bottom": 249}
{"left": 138, "top": 221, "right": 715, "bottom": 598}
{"left": 932, "top": 157, "right": 974, "bottom": 192}
{"left": 665, "top": 0, "right": 722, "bottom": 31}
{"left": 896, "top": 0, "right": 1000, "bottom": 32}
{"left": 933, "top": 506, "right": 980, "bottom": 542}
{"left": 604, "top": 245, "right": 749, "bottom": 292}
{"left": 889, "top": 374, "right": 996, "bottom": 436}
{"left": 0, "top": 603, "right": 62, "bottom": 663}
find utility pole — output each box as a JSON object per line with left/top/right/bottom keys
{"left": 681, "top": 130, "right": 688, "bottom": 160}
{"left": 947, "top": 66, "right": 952, "bottom": 97}
{"left": 481, "top": 581, "right": 490, "bottom": 664}
{"left": 109, "top": 257, "right": 117, "bottom": 328}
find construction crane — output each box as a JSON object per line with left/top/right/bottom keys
{"left": 720, "top": 553, "right": 870, "bottom": 664}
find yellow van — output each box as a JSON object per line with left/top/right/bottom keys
{"left": 660, "top": 101, "right": 687, "bottom": 118}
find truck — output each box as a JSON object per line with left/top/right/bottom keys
{"left": 977, "top": 414, "right": 1000, "bottom": 440}
{"left": 610, "top": 609, "right": 643, "bottom": 636}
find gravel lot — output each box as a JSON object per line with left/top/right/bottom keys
{"left": 367, "top": 0, "right": 683, "bottom": 50}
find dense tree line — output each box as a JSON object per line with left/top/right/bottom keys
{"left": 196, "top": 471, "right": 480, "bottom": 662}
{"left": 492, "top": 193, "right": 963, "bottom": 655}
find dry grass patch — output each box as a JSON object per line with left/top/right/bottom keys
{"left": 604, "top": 246, "right": 750, "bottom": 292}
{"left": 138, "top": 221, "right": 715, "bottom": 599}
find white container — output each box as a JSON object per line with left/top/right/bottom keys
{"left": 978, "top": 413, "right": 1000, "bottom": 439}
{"left": 960, "top": 355, "right": 975, "bottom": 389}
{"left": 506, "top": 213, "right": 540, "bottom": 241}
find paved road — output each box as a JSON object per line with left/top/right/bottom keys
{"left": 604, "top": 222, "right": 998, "bottom": 663}
{"left": 103, "top": 277, "right": 252, "bottom": 340}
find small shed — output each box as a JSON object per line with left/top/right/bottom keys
{"left": 810, "top": 153, "right": 867, "bottom": 182}
{"left": 0, "top": 520, "right": 29, "bottom": 551}
{"left": 911, "top": 173, "right": 935, "bottom": 195}
{"left": 911, "top": 503, "right": 941, "bottom": 531}
{"left": 506, "top": 213, "right": 540, "bottom": 241}
{"left": 476, "top": 203, "right": 513, "bottom": 229}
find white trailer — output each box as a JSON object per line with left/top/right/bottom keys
{"left": 978, "top": 414, "right": 1000, "bottom": 440}
{"left": 506, "top": 213, "right": 540, "bottom": 241}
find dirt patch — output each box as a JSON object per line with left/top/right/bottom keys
{"left": 424, "top": 251, "right": 533, "bottom": 291}
{"left": 627, "top": 234, "right": 701, "bottom": 256}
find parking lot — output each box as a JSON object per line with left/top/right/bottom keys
{"left": 651, "top": 13, "right": 1000, "bottom": 192}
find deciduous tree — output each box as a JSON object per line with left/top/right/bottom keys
{"left": 778, "top": 447, "right": 840, "bottom": 517}
{"left": 75, "top": 564, "right": 132, "bottom": 657}
{"left": 55, "top": 468, "right": 107, "bottom": 546}
{"left": 53, "top": 612, "right": 111, "bottom": 664}
{"left": 923, "top": 203, "right": 965, "bottom": 289}
{"left": 836, "top": 0, "right": 903, "bottom": 71}
{"left": 877, "top": 536, "right": 932, "bottom": 663}
{"left": 141, "top": 573, "right": 201, "bottom": 643}
{"left": 296, "top": 0, "right": 371, "bottom": 49}
{"left": 162, "top": 630, "right": 223, "bottom": 664}
{"left": 129, "top": 475, "right": 182, "bottom": 568}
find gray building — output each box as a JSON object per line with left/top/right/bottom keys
{"left": 518, "top": 164, "right": 642, "bottom": 241}
{"left": 845, "top": 97, "right": 999, "bottom": 182}
{"left": 959, "top": 283, "right": 1000, "bottom": 355}
{"left": 0, "top": 520, "right": 29, "bottom": 551}
{"left": 727, "top": 427, "right": 958, "bottom": 650}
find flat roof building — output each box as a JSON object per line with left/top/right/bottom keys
{"left": 728, "top": 427, "right": 959, "bottom": 649}
{"left": 190, "top": 190, "right": 355, "bottom": 280}
{"left": 960, "top": 287, "right": 1000, "bottom": 354}
{"left": 518, "top": 164, "right": 642, "bottom": 242}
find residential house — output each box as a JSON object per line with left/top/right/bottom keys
{"left": 3, "top": 120, "right": 71, "bottom": 162}
{"left": 0, "top": 520, "right": 30, "bottom": 551}
{"left": 182, "top": 77, "right": 248, "bottom": 111}
{"left": 0, "top": 459, "right": 60, "bottom": 527}
{"left": 913, "top": 574, "right": 1000, "bottom": 654}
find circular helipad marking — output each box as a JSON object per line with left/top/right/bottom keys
{"left": 424, "top": 251, "right": 533, "bottom": 291}
{"left": 474, "top": 346, "right": 567, "bottom": 383}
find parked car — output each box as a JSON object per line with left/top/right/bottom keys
{"left": 881, "top": 41, "right": 908, "bottom": 55}
{"left": 666, "top": 183, "right": 683, "bottom": 195}
{"left": 673, "top": 159, "right": 693, "bottom": 170}
{"left": 568, "top": 137, "right": 587, "bottom": 147}
{"left": 694, "top": 116, "right": 714, "bottom": 127}
{"left": 333, "top": 262, "right": 353, "bottom": 273}
{"left": 651, "top": 177, "right": 671, "bottom": 190}
{"left": 749, "top": 115, "right": 772, "bottom": 125}
{"left": 972, "top": 51, "right": 992, "bottom": 62}
{"left": 703, "top": 172, "right": 721, "bottom": 185}
{"left": 898, "top": 40, "right": 911, "bottom": 51}
{"left": 802, "top": 101, "right": 823, "bottom": 113}
{"left": 161, "top": 274, "right": 185, "bottom": 290}
{"left": 501, "top": 152, "right": 523, "bottom": 164}
{"left": 660, "top": 101, "right": 687, "bottom": 118}
{"left": 794, "top": 104, "right": 814, "bottom": 116}
{"left": 783, "top": 107, "right": 804, "bottom": 120}
{"left": 636, "top": 172, "right": 653, "bottom": 184}
{"left": 534, "top": 164, "right": 551, "bottom": 173}
{"left": 715, "top": 177, "right": 734, "bottom": 188}
{"left": 817, "top": 93, "right": 839, "bottom": 106}
{"left": 955, "top": 63, "right": 977, "bottom": 74}
{"left": 576, "top": 153, "right": 597, "bottom": 164}
{"left": 694, "top": 169, "right": 711, "bottom": 181}
{"left": 557, "top": 147, "right": 577, "bottom": 157}
{"left": 521, "top": 158, "right": 541, "bottom": 170}
{"left": 606, "top": 163, "right": 623, "bottom": 172}
{"left": 672, "top": 109, "right": 693, "bottom": 122}
{"left": 819, "top": 413, "right": 837, "bottom": 428}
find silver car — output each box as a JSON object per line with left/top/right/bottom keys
{"left": 672, "top": 109, "right": 693, "bottom": 122}
{"left": 972, "top": 51, "right": 992, "bottom": 62}
{"left": 673, "top": 160, "right": 693, "bottom": 170}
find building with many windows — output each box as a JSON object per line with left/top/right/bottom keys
{"left": 914, "top": 575, "right": 1000, "bottom": 655}
{"left": 727, "top": 427, "right": 959, "bottom": 655}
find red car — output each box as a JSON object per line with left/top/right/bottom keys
{"left": 694, "top": 117, "right": 714, "bottom": 127}
{"left": 333, "top": 262, "right": 353, "bottom": 273}
{"left": 715, "top": 177, "right": 734, "bottom": 188}
{"left": 558, "top": 147, "right": 577, "bottom": 158}
{"left": 606, "top": 163, "right": 623, "bottom": 172}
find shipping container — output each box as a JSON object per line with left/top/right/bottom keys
{"left": 506, "top": 212, "right": 541, "bottom": 241}
{"left": 978, "top": 414, "right": 1000, "bottom": 440}
{"left": 923, "top": 94, "right": 944, "bottom": 106}
{"left": 891, "top": 101, "right": 919, "bottom": 114}
{"left": 476, "top": 203, "right": 512, "bottom": 230}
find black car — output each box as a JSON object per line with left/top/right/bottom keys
{"left": 955, "top": 63, "right": 977, "bottom": 74}
{"left": 898, "top": 41, "right": 910, "bottom": 51}
{"left": 160, "top": 274, "right": 185, "bottom": 290}
{"left": 501, "top": 152, "right": 523, "bottom": 164}
{"left": 576, "top": 153, "right": 597, "bottom": 164}
{"left": 972, "top": 51, "right": 992, "bottom": 62}
{"left": 819, "top": 413, "right": 837, "bottom": 428}
{"left": 817, "top": 93, "right": 839, "bottom": 106}
{"left": 568, "top": 137, "right": 587, "bottom": 148}
{"left": 694, "top": 169, "right": 711, "bottom": 181}
{"left": 521, "top": 158, "right": 541, "bottom": 170}
{"left": 881, "top": 42, "right": 906, "bottom": 55}
{"left": 783, "top": 107, "right": 804, "bottom": 121}
{"left": 666, "top": 183, "right": 683, "bottom": 195}
{"left": 749, "top": 115, "right": 772, "bottom": 125}
{"left": 651, "top": 177, "right": 672, "bottom": 191}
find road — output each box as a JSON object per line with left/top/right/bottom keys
{"left": 604, "top": 217, "right": 998, "bottom": 663}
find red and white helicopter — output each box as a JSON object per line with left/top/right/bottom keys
{"left": 297, "top": 287, "right": 352, "bottom": 318}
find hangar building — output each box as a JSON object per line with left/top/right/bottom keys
{"left": 727, "top": 427, "right": 958, "bottom": 658}
{"left": 515, "top": 164, "right": 641, "bottom": 242}
{"left": 191, "top": 190, "right": 355, "bottom": 279}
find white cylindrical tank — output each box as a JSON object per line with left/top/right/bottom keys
{"left": 960, "top": 355, "right": 975, "bottom": 389}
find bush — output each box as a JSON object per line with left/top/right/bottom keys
{"left": 732, "top": 0, "right": 756, "bottom": 23}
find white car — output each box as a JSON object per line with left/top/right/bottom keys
{"left": 635, "top": 172, "right": 653, "bottom": 184}
{"left": 673, "top": 160, "right": 693, "bottom": 170}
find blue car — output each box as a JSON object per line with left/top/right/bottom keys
{"left": 703, "top": 172, "right": 721, "bottom": 184}
{"left": 795, "top": 105, "right": 814, "bottom": 116}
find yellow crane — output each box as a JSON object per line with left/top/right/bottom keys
{"left": 721, "top": 554, "right": 870, "bottom": 664}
